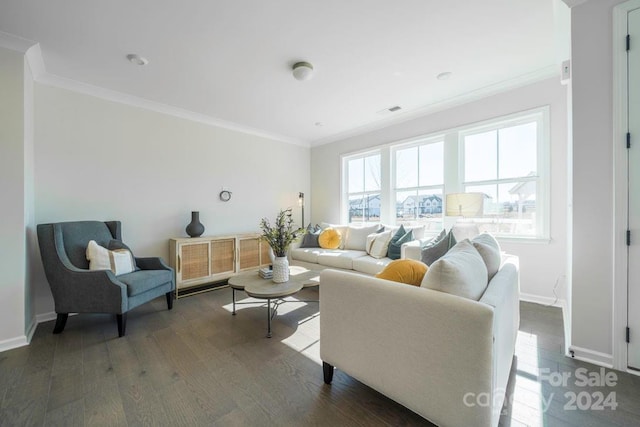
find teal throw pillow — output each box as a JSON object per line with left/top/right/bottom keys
{"left": 387, "top": 229, "right": 414, "bottom": 260}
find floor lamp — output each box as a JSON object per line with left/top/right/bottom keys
{"left": 445, "top": 192, "right": 484, "bottom": 241}
{"left": 298, "top": 192, "right": 305, "bottom": 227}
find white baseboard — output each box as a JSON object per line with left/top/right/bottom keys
{"left": 25, "top": 317, "right": 37, "bottom": 343}
{"left": 36, "top": 311, "right": 58, "bottom": 324}
{"left": 520, "top": 293, "right": 566, "bottom": 309}
{"left": 568, "top": 345, "right": 614, "bottom": 368}
{"left": 0, "top": 335, "right": 29, "bottom": 353}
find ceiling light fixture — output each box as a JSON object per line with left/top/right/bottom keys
{"left": 292, "top": 61, "right": 314, "bottom": 81}
{"left": 126, "top": 54, "right": 149, "bottom": 66}
{"left": 437, "top": 71, "right": 452, "bottom": 81}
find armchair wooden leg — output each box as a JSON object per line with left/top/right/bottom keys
{"left": 53, "top": 313, "right": 68, "bottom": 334}
{"left": 166, "top": 291, "right": 174, "bottom": 310}
{"left": 117, "top": 313, "right": 127, "bottom": 337}
{"left": 323, "top": 361, "right": 334, "bottom": 384}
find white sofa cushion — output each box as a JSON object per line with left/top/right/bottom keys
{"left": 344, "top": 224, "right": 380, "bottom": 251}
{"left": 290, "top": 247, "right": 324, "bottom": 264}
{"left": 420, "top": 239, "right": 488, "bottom": 300}
{"left": 317, "top": 250, "right": 367, "bottom": 270}
{"left": 352, "top": 255, "right": 392, "bottom": 275}
{"left": 386, "top": 224, "right": 426, "bottom": 240}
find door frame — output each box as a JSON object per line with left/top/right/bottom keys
{"left": 613, "top": 0, "right": 640, "bottom": 373}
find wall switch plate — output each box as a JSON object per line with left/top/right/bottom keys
{"left": 561, "top": 59, "right": 571, "bottom": 84}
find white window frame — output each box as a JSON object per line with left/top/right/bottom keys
{"left": 391, "top": 136, "right": 445, "bottom": 230}
{"left": 339, "top": 106, "right": 550, "bottom": 241}
{"left": 458, "top": 107, "right": 550, "bottom": 240}
{"left": 341, "top": 149, "right": 383, "bottom": 225}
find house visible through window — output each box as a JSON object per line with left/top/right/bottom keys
{"left": 393, "top": 140, "right": 444, "bottom": 230}
{"left": 341, "top": 107, "right": 549, "bottom": 239}
{"left": 345, "top": 152, "right": 381, "bottom": 223}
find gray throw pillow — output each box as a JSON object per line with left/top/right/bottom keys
{"left": 300, "top": 232, "right": 320, "bottom": 248}
{"left": 108, "top": 239, "right": 140, "bottom": 270}
{"left": 300, "top": 224, "right": 321, "bottom": 248}
{"left": 421, "top": 229, "right": 456, "bottom": 266}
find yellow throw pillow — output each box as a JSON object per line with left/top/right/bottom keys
{"left": 375, "top": 259, "right": 428, "bottom": 286}
{"left": 318, "top": 227, "right": 342, "bottom": 249}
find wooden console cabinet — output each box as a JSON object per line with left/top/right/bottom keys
{"left": 169, "top": 234, "right": 271, "bottom": 297}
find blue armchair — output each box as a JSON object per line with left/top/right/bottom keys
{"left": 37, "top": 220, "right": 175, "bottom": 337}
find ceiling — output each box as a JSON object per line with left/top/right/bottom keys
{"left": 0, "top": 0, "right": 569, "bottom": 146}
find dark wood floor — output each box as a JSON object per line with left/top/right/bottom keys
{"left": 1, "top": 287, "right": 639, "bottom": 427}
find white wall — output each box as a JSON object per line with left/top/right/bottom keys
{"left": 569, "top": 0, "right": 627, "bottom": 365}
{"left": 311, "top": 77, "right": 569, "bottom": 302}
{"left": 32, "top": 84, "right": 310, "bottom": 317}
{"left": 0, "top": 46, "right": 27, "bottom": 348}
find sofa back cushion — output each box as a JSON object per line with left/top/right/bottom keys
{"left": 344, "top": 224, "right": 381, "bottom": 251}
{"left": 420, "top": 239, "right": 488, "bottom": 300}
{"left": 471, "top": 233, "right": 502, "bottom": 281}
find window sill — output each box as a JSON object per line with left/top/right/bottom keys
{"left": 495, "top": 236, "right": 551, "bottom": 245}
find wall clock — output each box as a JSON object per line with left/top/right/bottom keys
{"left": 219, "top": 190, "right": 232, "bottom": 202}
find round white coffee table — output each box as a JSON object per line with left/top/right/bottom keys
{"left": 228, "top": 266, "right": 320, "bottom": 337}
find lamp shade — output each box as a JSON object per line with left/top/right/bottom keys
{"left": 445, "top": 193, "right": 484, "bottom": 217}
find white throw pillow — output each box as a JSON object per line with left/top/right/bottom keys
{"left": 344, "top": 224, "right": 380, "bottom": 251}
{"left": 471, "top": 233, "right": 502, "bottom": 281}
{"left": 420, "top": 239, "right": 488, "bottom": 300}
{"left": 86, "top": 240, "right": 136, "bottom": 276}
{"left": 366, "top": 230, "right": 392, "bottom": 259}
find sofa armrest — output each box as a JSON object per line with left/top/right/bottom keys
{"left": 320, "top": 269, "right": 495, "bottom": 427}
{"left": 400, "top": 238, "right": 433, "bottom": 260}
{"left": 479, "top": 255, "right": 520, "bottom": 426}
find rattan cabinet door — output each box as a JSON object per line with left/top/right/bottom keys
{"left": 211, "top": 238, "right": 236, "bottom": 277}
{"left": 178, "top": 242, "right": 210, "bottom": 283}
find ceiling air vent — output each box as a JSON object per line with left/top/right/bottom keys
{"left": 377, "top": 105, "right": 402, "bottom": 115}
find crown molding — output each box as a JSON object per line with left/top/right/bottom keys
{"left": 19, "top": 41, "right": 309, "bottom": 147}
{"left": 561, "top": 0, "right": 590, "bottom": 7}
{"left": 25, "top": 43, "right": 45, "bottom": 78}
{"left": 0, "top": 30, "right": 37, "bottom": 53}
{"left": 311, "top": 64, "right": 559, "bottom": 147}
{"left": 37, "top": 72, "right": 310, "bottom": 147}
